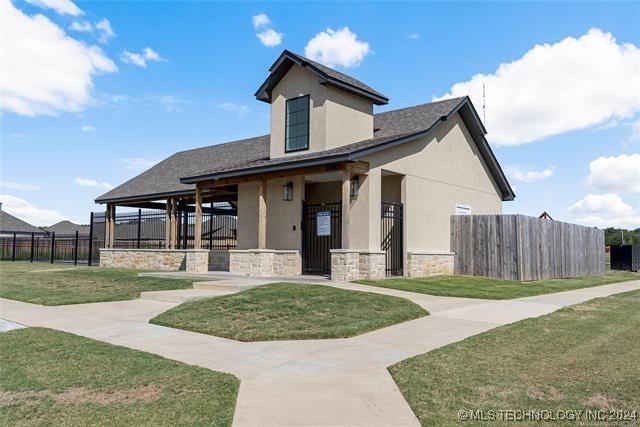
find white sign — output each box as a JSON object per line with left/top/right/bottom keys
{"left": 316, "top": 211, "right": 331, "bottom": 236}
{"left": 455, "top": 204, "right": 471, "bottom": 215}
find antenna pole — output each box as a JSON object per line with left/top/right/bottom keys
{"left": 482, "top": 83, "right": 486, "bottom": 126}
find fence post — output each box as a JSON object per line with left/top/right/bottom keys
{"left": 73, "top": 230, "right": 79, "bottom": 265}
{"left": 209, "top": 202, "right": 213, "bottom": 249}
{"left": 137, "top": 209, "right": 142, "bottom": 249}
{"left": 50, "top": 232, "right": 55, "bottom": 264}
{"left": 88, "top": 212, "right": 94, "bottom": 266}
{"left": 30, "top": 232, "right": 35, "bottom": 262}
{"left": 12, "top": 232, "right": 16, "bottom": 262}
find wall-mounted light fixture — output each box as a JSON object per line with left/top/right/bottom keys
{"left": 350, "top": 176, "right": 359, "bottom": 199}
{"left": 283, "top": 181, "right": 294, "bottom": 201}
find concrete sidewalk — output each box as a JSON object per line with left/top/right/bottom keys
{"left": 1, "top": 279, "right": 638, "bottom": 426}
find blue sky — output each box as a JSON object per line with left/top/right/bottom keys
{"left": 1, "top": 0, "right": 639, "bottom": 228}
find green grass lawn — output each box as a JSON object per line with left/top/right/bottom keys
{"left": 0, "top": 327, "right": 239, "bottom": 426}
{"left": 389, "top": 289, "right": 640, "bottom": 425}
{"left": 0, "top": 261, "right": 200, "bottom": 305}
{"left": 356, "top": 271, "right": 640, "bottom": 300}
{"left": 150, "top": 283, "right": 428, "bottom": 341}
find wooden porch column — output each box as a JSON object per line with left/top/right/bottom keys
{"left": 108, "top": 204, "right": 116, "bottom": 248}
{"left": 170, "top": 199, "right": 178, "bottom": 249}
{"left": 165, "top": 200, "right": 171, "bottom": 249}
{"left": 104, "top": 204, "right": 111, "bottom": 248}
{"left": 258, "top": 179, "right": 267, "bottom": 249}
{"left": 194, "top": 185, "right": 203, "bottom": 249}
{"left": 341, "top": 165, "right": 351, "bottom": 249}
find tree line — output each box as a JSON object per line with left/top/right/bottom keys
{"left": 605, "top": 227, "right": 640, "bottom": 246}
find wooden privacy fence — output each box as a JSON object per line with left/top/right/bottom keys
{"left": 451, "top": 215, "right": 605, "bottom": 281}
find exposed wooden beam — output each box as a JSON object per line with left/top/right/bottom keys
{"left": 198, "top": 163, "right": 347, "bottom": 190}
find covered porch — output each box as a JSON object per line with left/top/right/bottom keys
{"left": 99, "top": 160, "right": 406, "bottom": 279}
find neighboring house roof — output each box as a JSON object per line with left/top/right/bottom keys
{"left": 97, "top": 96, "right": 515, "bottom": 203}
{"left": 255, "top": 50, "right": 389, "bottom": 106}
{"left": 44, "top": 220, "right": 90, "bottom": 236}
{"left": 0, "top": 210, "right": 46, "bottom": 234}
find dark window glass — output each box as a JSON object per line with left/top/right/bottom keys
{"left": 285, "top": 95, "right": 309, "bottom": 152}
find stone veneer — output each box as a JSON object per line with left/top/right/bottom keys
{"left": 330, "top": 250, "right": 386, "bottom": 281}
{"left": 99, "top": 249, "right": 210, "bottom": 273}
{"left": 228, "top": 249, "right": 301, "bottom": 277}
{"left": 406, "top": 252, "right": 454, "bottom": 277}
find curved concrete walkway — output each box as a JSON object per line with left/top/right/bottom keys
{"left": 1, "top": 278, "right": 638, "bottom": 426}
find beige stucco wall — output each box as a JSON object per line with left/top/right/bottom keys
{"left": 266, "top": 176, "right": 304, "bottom": 250}
{"left": 304, "top": 181, "right": 341, "bottom": 204}
{"left": 324, "top": 86, "right": 373, "bottom": 150}
{"left": 269, "top": 64, "right": 373, "bottom": 159}
{"left": 237, "top": 181, "right": 260, "bottom": 249}
{"left": 381, "top": 174, "right": 402, "bottom": 203}
{"left": 362, "top": 112, "right": 503, "bottom": 253}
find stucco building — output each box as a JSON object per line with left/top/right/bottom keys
{"left": 97, "top": 50, "right": 515, "bottom": 279}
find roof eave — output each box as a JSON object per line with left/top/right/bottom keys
{"left": 95, "top": 189, "right": 196, "bottom": 205}
{"left": 180, "top": 154, "right": 351, "bottom": 184}
{"left": 255, "top": 51, "right": 388, "bottom": 105}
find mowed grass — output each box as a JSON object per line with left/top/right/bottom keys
{"left": 151, "top": 283, "right": 428, "bottom": 341}
{"left": 389, "top": 290, "right": 640, "bottom": 425}
{"left": 0, "top": 261, "right": 199, "bottom": 305}
{"left": 356, "top": 271, "right": 640, "bottom": 300}
{"left": 0, "top": 327, "right": 239, "bottom": 426}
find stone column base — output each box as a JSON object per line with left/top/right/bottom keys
{"left": 330, "top": 250, "right": 386, "bottom": 281}
{"left": 228, "top": 249, "right": 301, "bottom": 277}
{"left": 406, "top": 252, "right": 454, "bottom": 277}
{"left": 99, "top": 249, "right": 210, "bottom": 273}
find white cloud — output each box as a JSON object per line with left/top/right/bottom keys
{"left": 69, "top": 18, "right": 115, "bottom": 43}
{"left": 0, "top": 181, "right": 39, "bottom": 191}
{"left": 155, "top": 95, "right": 188, "bottom": 113}
{"left": 406, "top": 33, "right": 420, "bottom": 40}
{"left": 120, "top": 47, "right": 165, "bottom": 67}
{"left": 252, "top": 14, "right": 282, "bottom": 47}
{"left": 81, "top": 125, "right": 95, "bottom": 132}
{"left": 24, "top": 0, "right": 82, "bottom": 16}
{"left": 215, "top": 102, "right": 249, "bottom": 118}
{"left": 585, "top": 153, "right": 640, "bottom": 194}
{"left": 0, "top": 1, "right": 117, "bottom": 117}
{"left": 257, "top": 29, "right": 283, "bottom": 47}
{"left": 0, "top": 194, "right": 67, "bottom": 226}
{"left": 569, "top": 193, "right": 640, "bottom": 229}
{"left": 120, "top": 158, "right": 160, "bottom": 172}
{"left": 434, "top": 29, "right": 640, "bottom": 146}
{"left": 74, "top": 177, "right": 114, "bottom": 190}
{"left": 506, "top": 166, "right": 555, "bottom": 183}
{"left": 252, "top": 13, "right": 271, "bottom": 29}
{"left": 304, "top": 27, "right": 371, "bottom": 68}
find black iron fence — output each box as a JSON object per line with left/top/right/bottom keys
{"left": 0, "top": 230, "right": 100, "bottom": 265}
{"left": 381, "top": 202, "right": 403, "bottom": 276}
{"left": 0, "top": 205, "right": 237, "bottom": 265}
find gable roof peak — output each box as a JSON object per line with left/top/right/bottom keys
{"left": 255, "top": 49, "right": 388, "bottom": 106}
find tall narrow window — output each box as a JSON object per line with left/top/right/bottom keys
{"left": 285, "top": 95, "right": 310, "bottom": 152}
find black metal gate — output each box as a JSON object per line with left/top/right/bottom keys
{"left": 301, "top": 202, "right": 341, "bottom": 275}
{"left": 381, "top": 202, "right": 403, "bottom": 276}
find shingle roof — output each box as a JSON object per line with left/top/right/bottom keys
{"left": 96, "top": 135, "right": 270, "bottom": 203}
{"left": 97, "top": 96, "right": 515, "bottom": 203}
{"left": 0, "top": 210, "right": 46, "bottom": 234}
{"left": 44, "top": 220, "right": 90, "bottom": 236}
{"left": 255, "top": 50, "right": 388, "bottom": 105}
